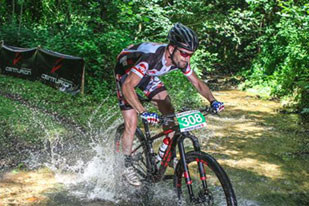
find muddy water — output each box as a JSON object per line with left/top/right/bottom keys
{"left": 0, "top": 89, "right": 308, "bottom": 206}
{"left": 203, "top": 90, "right": 309, "bottom": 206}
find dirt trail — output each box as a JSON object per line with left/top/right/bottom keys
{"left": 0, "top": 89, "right": 308, "bottom": 206}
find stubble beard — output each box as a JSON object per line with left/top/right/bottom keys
{"left": 177, "top": 61, "right": 188, "bottom": 69}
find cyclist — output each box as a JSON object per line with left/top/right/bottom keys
{"left": 114, "top": 23, "right": 224, "bottom": 186}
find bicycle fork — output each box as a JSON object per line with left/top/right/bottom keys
{"left": 177, "top": 133, "right": 208, "bottom": 203}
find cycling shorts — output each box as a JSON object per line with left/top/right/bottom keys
{"left": 115, "top": 73, "right": 167, "bottom": 110}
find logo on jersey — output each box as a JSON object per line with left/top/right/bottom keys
{"left": 132, "top": 62, "right": 149, "bottom": 77}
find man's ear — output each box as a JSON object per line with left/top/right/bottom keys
{"left": 168, "top": 44, "right": 175, "bottom": 54}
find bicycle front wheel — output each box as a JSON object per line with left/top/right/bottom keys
{"left": 174, "top": 151, "right": 237, "bottom": 206}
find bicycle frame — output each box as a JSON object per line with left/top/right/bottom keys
{"left": 117, "top": 106, "right": 237, "bottom": 205}
{"left": 134, "top": 117, "right": 208, "bottom": 197}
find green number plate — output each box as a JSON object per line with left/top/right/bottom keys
{"left": 176, "top": 110, "right": 206, "bottom": 132}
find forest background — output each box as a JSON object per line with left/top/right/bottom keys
{"left": 0, "top": 1, "right": 308, "bottom": 204}
{"left": 0, "top": 0, "right": 308, "bottom": 115}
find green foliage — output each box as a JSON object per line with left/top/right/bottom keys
{"left": 0, "top": 95, "right": 48, "bottom": 145}
{"left": 0, "top": 0, "right": 308, "bottom": 114}
{"left": 0, "top": 75, "right": 118, "bottom": 127}
{"left": 241, "top": 0, "right": 309, "bottom": 113}
{"left": 160, "top": 71, "right": 203, "bottom": 110}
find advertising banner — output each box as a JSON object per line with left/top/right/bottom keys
{"left": 0, "top": 44, "right": 36, "bottom": 79}
{"left": 35, "top": 48, "right": 84, "bottom": 94}
{"left": 0, "top": 41, "right": 84, "bottom": 95}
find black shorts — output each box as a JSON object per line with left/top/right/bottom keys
{"left": 115, "top": 73, "right": 166, "bottom": 110}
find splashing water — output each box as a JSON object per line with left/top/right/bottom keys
{"left": 17, "top": 99, "right": 120, "bottom": 203}
{"left": 19, "top": 98, "right": 178, "bottom": 206}
{"left": 14, "top": 99, "right": 265, "bottom": 206}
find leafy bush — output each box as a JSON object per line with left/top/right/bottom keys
{"left": 240, "top": 1, "right": 309, "bottom": 114}
{"left": 1, "top": 0, "right": 308, "bottom": 114}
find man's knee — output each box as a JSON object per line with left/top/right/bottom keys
{"left": 151, "top": 92, "right": 174, "bottom": 114}
{"left": 162, "top": 95, "right": 174, "bottom": 113}
{"left": 157, "top": 96, "right": 175, "bottom": 114}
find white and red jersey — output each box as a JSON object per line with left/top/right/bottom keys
{"left": 115, "top": 42, "right": 193, "bottom": 78}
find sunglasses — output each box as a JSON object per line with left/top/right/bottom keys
{"left": 177, "top": 49, "right": 193, "bottom": 58}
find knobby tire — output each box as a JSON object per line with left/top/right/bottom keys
{"left": 174, "top": 151, "right": 237, "bottom": 206}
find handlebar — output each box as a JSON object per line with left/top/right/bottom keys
{"left": 137, "top": 94, "right": 219, "bottom": 126}
{"left": 159, "top": 106, "right": 218, "bottom": 126}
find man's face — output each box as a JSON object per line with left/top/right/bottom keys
{"left": 170, "top": 46, "right": 194, "bottom": 69}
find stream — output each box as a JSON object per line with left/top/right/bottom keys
{"left": 0, "top": 89, "right": 308, "bottom": 206}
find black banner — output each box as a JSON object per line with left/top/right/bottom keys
{"left": 0, "top": 44, "right": 36, "bottom": 79}
{"left": 0, "top": 41, "right": 84, "bottom": 95}
{"left": 36, "top": 48, "right": 84, "bottom": 94}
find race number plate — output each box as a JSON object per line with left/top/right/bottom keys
{"left": 176, "top": 110, "right": 206, "bottom": 132}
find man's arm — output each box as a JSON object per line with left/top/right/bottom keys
{"left": 122, "top": 72, "right": 146, "bottom": 114}
{"left": 186, "top": 71, "right": 216, "bottom": 103}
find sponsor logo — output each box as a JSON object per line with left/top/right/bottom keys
{"left": 5, "top": 66, "right": 31, "bottom": 75}
{"left": 51, "top": 58, "right": 63, "bottom": 73}
{"left": 13, "top": 53, "right": 22, "bottom": 65}
{"left": 135, "top": 62, "right": 148, "bottom": 74}
{"left": 120, "top": 56, "right": 127, "bottom": 66}
{"left": 41, "top": 74, "right": 73, "bottom": 88}
{"left": 148, "top": 70, "right": 156, "bottom": 74}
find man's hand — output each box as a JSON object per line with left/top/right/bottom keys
{"left": 211, "top": 100, "right": 224, "bottom": 113}
{"left": 140, "top": 112, "right": 160, "bottom": 124}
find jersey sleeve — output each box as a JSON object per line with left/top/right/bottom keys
{"left": 131, "top": 61, "right": 149, "bottom": 78}
{"left": 181, "top": 64, "right": 193, "bottom": 77}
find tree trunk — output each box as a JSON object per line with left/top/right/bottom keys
{"left": 18, "top": 2, "right": 23, "bottom": 34}
{"left": 12, "top": 0, "right": 15, "bottom": 23}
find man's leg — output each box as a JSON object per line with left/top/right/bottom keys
{"left": 120, "top": 109, "right": 142, "bottom": 186}
{"left": 151, "top": 90, "right": 174, "bottom": 113}
{"left": 121, "top": 109, "right": 138, "bottom": 155}
{"left": 151, "top": 90, "right": 178, "bottom": 168}
{"left": 151, "top": 90, "right": 175, "bottom": 128}
{"left": 115, "top": 71, "right": 142, "bottom": 186}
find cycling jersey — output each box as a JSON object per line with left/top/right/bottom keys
{"left": 115, "top": 42, "right": 193, "bottom": 77}
{"left": 115, "top": 42, "right": 193, "bottom": 110}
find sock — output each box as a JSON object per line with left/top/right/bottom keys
{"left": 124, "top": 155, "right": 133, "bottom": 167}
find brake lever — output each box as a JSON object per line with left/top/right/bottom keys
{"left": 201, "top": 106, "right": 219, "bottom": 116}
{"left": 159, "top": 116, "right": 174, "bottom": 126}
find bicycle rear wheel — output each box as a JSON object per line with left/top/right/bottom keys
{"left": 174, "top": 151, "right": 237, "bottom": 206}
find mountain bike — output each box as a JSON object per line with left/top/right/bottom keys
{"left": 114, "top": 105, "right": 237, "bottom": 206}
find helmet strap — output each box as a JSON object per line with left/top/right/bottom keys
{"left": 168, "top": 45, "right": 177, "bottom": 66}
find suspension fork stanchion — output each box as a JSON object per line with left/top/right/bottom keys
{"left": 197, "top": 158, "right": 208, "bottom": 190}
{"left": 187, "top": 134, "right": 208, "bottom": 190}
{"left": 178, "top": 134, "right": 194, "bottom": 202}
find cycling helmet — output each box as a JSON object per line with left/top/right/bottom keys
{"left": 168, "top": 23, "right": 199, "bottom": 52}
